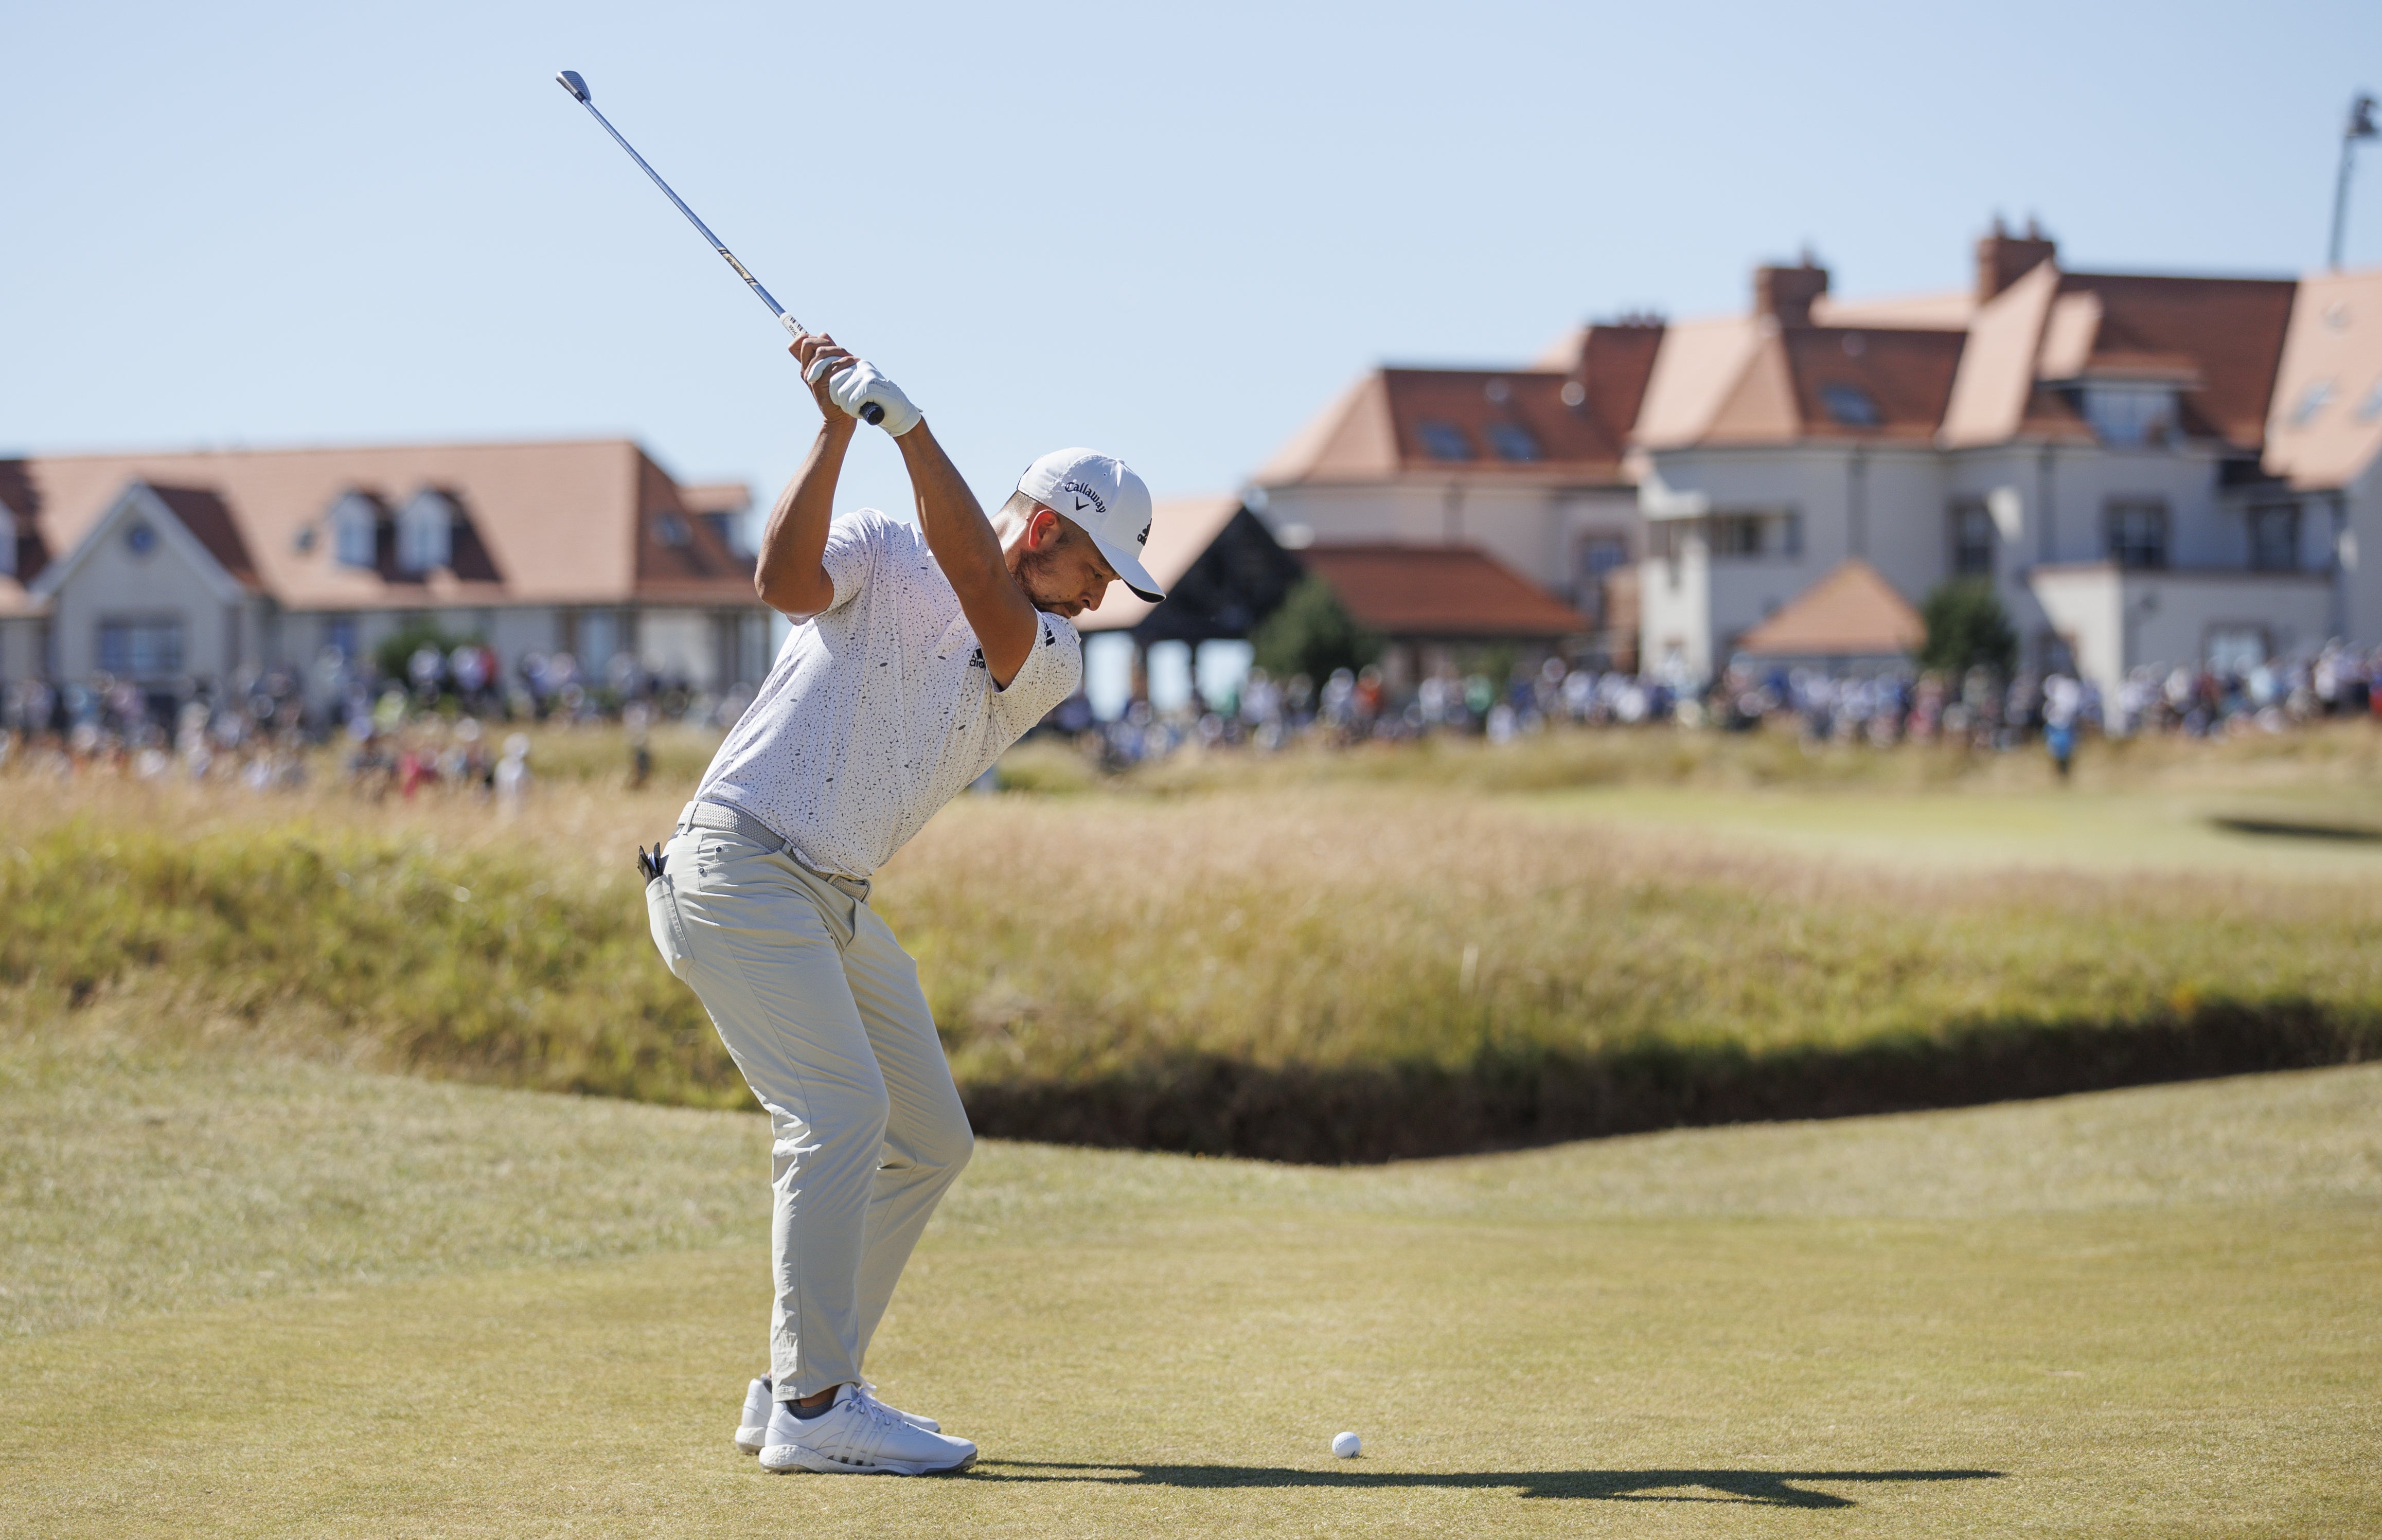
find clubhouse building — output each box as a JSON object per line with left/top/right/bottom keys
{"left": 0, "top": 439, "right": 771, "bottom": 706}
{"left": 1249, "top": 224, "right": 2382, "bottom": 696}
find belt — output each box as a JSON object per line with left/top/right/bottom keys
{"left": 676, "top": 800, "right": 873, "bottom": 905}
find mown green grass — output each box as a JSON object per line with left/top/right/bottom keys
{"left": 4, "top": 1020, "right": 2377, "bottom": 1538}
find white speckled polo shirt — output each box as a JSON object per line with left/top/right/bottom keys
{"left": 692, "top": 508, "right": 1083, "bottom": 879}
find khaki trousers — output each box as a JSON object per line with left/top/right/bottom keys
{"left": 646, "top": 804, "right": 972, "bottom": 1398}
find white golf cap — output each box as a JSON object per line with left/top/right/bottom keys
{"left": 1016, "top": 447, "right": 1164, "bottom": 603}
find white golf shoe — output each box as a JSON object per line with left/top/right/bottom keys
{"left": 735, "top": 1377, "right": 773, "bottom": 1454}
{"left": 756, "top": 1384, "right": 977, "bottom": 1475}
{"left": 735, "top": 1374, "right": 940, "bottom": 1453}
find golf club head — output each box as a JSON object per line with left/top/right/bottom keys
{"left": 556, "top": 69, "right": 590, "bottom": 103}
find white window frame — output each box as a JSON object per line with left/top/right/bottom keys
{"left": 396, "top": 490, "right": 455, "bottom": 575}
{"left": 2082, "top": 384, "right": 2178, "bottom": 448}
{"left": 330, "top": 492, "right": 380, "bottom": 569}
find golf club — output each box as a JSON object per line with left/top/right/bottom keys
{"left": 554, "top": 68, "right": 882, "bottom": 423}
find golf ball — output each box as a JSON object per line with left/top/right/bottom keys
{"left": 1332, "top": 1430, "right": 1361, "bottom": 1459}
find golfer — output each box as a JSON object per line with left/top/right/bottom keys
{"left": 643, "top": 332, "right": 1161, "bottom": 1476}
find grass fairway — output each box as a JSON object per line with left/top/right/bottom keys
{"left": 6, "top": 1025, "right": 2377, "bottom": 1537}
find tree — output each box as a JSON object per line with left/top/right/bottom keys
{"left": 1250, "top": 576, "right": 1382, "bottom": 682}
{"left": 1918, "top": 579, "right": 2018, "bottom": 675}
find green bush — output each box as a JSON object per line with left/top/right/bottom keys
{"left": 1251, "top": 576, "right": 1381, "bottom": 681}
{"left": 374, "top": 620, "right": 481, "bottom": 688}
{"left": 1919, "top": 579, "right": 2017, "bottom": 675}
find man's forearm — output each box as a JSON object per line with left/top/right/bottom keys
{"left": 896, "top": 422, "right": 1014, "bottom": 605}
{"left": 896, "top": 421, "right": 1037, "bottom": 673}
{"left": 753, "top": 418, "right": 854, "bottom": 616}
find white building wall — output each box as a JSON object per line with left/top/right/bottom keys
{"left": 489, "top": 607, "right": 561, "bottom": 670}
{"left": 2030, "top": 446, "right": 2224, "bottom": 566}
{"left": 1649, "top": 435, "right": 2295, "bottom": 679}
{"left": 1852, "top": 450, "right": 1950, "bottom": 603}
{"left": 2031, "top": 565, "right": 2335, "bottom": 696}
{"left": 2334, "top": 464, "right": 2372, "bottom": 642}
{"left": 49, "top": 521, "right": 237, "bottom": 681}
{"left": 639, "top": 608, "right": 714, "bottom": 686}
{"left": 1637, "top": 539, "right": 1713, "bottom": 679}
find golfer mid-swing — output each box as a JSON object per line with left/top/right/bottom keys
{"left": 645, "top": 332, "right": 1162, "bottom": 1475}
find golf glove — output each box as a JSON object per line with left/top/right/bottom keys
{"left": 819, "top": 357, "right": 921, "bottom": 437}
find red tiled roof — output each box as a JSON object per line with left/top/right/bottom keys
{"left": 2053, "top": 272, "right": 2296, "bottom": 449}
{"left": 145, "top": 486, "right": 262, "bottom": 590}
{"left": 1654, "top": 236, "right": 2299, "bottom": 455}
{"left": 1258, "top": 337, "right": 1662, "bottom": 488}
{"left": 1701, "top": 326, "right": 1967, "bottom": 444}
{"left": 1299, "top": 542, "right": 1588, "bottom": 639}
{"left": 1570, "top": 324, "right": 1666, "bottom": 445}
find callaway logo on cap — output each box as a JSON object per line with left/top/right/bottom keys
{"left": 1016, "top": 447, "right": 1163, "bottom": 602}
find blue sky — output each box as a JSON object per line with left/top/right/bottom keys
{"left": 5, "top": 0, "right": 2379, "bottom": 528}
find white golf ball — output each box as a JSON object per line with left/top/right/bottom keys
{"left": 1332, "top": 1430, "right": 1361, "bottom": 1459}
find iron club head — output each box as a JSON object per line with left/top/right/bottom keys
{"left": 555, "top": 69, "right": 590, "bottom": 103}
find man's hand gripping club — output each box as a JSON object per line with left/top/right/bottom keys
{"left": 761, "top": 333, "right": 1051, "bottom": 688}
{"left": 802, "top": 343, "right": 921, "bottom": 438}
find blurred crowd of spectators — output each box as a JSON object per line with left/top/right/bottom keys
{"left": 1063, "top": 637, "right": 2382, "bottom": 768}
{"left": 9, "top": 637, "right": 2382, "bottom": 790}
{"left": 0, "top": 641, "right": 755, "bottom": 792}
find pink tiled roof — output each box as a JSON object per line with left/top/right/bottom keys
{"left": 2263, "top": 266, "right": 2382, "bottom": 491}
{"left": 1, "top": 438, "right": 756, "bottom": 611}
{"left": 1734, "top": 560, "right": 1923, "bottom": 658}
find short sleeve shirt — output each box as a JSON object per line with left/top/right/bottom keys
{"left": 694, "top": 508, "right": 1083, "bottom": 878}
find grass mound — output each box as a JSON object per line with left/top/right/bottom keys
{"left": 2, "top": 817, "right": 743, "bottom": 1108}
{"left": 8, "top": 783, "right": 2382, "bottom": 1158}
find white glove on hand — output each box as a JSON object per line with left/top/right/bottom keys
{"left": 811, "top": 355, "right": 921, "bottom": 437}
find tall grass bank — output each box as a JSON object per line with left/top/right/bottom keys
{"left": 6, "top": 784, "right": 2379, "bottom": 1160}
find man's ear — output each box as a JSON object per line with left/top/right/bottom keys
{"left": 1028, "top": 507, "right": 1061, "bottom": 551}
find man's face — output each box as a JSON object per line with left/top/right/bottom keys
{"left": 1015, "top": 506, "right": 1120, "bottom": 618}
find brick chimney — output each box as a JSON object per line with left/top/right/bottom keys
{"left": 1975, "top": 216, "right": 2056, "bottom": 304}
{"left": 1753, "top": 255, "right": 1829, "bottom": 327}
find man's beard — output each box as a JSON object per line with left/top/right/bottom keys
{"left": 1014, "top": 546, "right": 1077, "bottom": 615}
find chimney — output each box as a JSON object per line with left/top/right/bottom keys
{"left": 1975, "top": 216, "right": 2056, "bottom": 304}
{"left": 1753, "top": 255, "right": 1829, "bottom": 326}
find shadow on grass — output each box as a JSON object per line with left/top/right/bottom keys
{"left": 970, "top": 1461, "right": 2005, "bottom": 1507}
{"left": 2210, "top": 815, "right": 2382, "bottom": 843}
{"left": 962, "top": 999, "right": 2380, "bottom": 1163}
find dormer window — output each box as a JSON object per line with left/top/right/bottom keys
{"left": 1414, "top": 420, "right": 1474, "bottom": 461}
{"left": 1818, "top": 384, "right": 1881, "bottom": 427}
{"left": 1482, "top": 421, "right": 1541, "bottom": 462}
{"left": 2082, "top": 384, "right": 2177, "bottom": 447}
{"left": 330, "top": 492, "right": 380, "bottom": 568}
{"left": 396, "top": 490, "right": 455, "bottom": 574}
{"left": 0, "top": 504, "right": 14, "bottom": 578}
{"left": 655, "top": 513, "right": 691, "bottom": 547}
{"left": 700, "top": 511, "right": 746, "bottom": 556}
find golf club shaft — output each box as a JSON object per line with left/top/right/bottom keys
{"left": 557, "top": 71, "right": 882, "bottom": 422}
{"left": 563, "top": 90, "right": 797, "bottom": 332}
